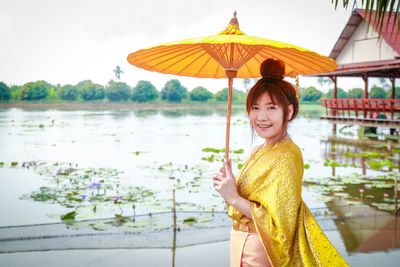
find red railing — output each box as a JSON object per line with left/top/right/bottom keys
{"left": 320, "top": 98, "right": 400, "bottom": 120}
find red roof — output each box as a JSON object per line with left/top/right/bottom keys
{"left": 329, "top": 9, "right": 400, "bottom": 59}
{"left": 356, "top": 9, "right": 400, "bottom": 55}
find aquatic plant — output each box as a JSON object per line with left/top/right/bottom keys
{"left": 303, "top": 172, "right": 399, "bottom": 213}
{"left": 17, "top": 161, "right": 159, "bottom": 229}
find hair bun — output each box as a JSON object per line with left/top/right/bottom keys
{"left": 260, "top": 58, "right": 285, "bottom": 80}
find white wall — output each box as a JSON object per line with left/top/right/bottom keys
{"left": 335, "top": 23, "right": 399, "bottom": 64}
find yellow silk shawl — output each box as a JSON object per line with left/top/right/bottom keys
{"left": 228, "top": 140, "right": 349, "bottom": 266}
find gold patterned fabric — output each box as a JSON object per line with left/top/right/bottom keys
{"left": 228, "top": 140, "right": 349, "bottom": 266}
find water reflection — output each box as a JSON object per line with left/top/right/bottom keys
{"left": 188, "top": 108, "right": 213, "bottom": 117}
{"left": 133, "top": 108, "right": 159, "bottom": 117}
{"left": 322, "top": 138, "right": 400, "bottom": 174}
{"left": 160, "top": 108, "right": 189, "bottom": 117}
{"left": 328, "top": 196, "right": 400, "bottom": 253}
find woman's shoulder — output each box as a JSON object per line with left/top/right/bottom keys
{"left": 269, "top": 140, "right": 303, "bottom": 175}
{"left": 277, "top": 139, "right": 303, "bottom": 161}
{"left": 283, "top": 139, "right": 302, "bottom": 153}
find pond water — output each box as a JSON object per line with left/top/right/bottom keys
{"left": 0, "top": 105, "right": 399, "bottom": 266}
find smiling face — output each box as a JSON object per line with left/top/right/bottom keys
{"left": 249, "top": 92, "right": 293, "bottom": 144}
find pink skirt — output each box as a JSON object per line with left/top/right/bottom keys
{"left": 230, "top": 228, "right": 272, "bottom": 267}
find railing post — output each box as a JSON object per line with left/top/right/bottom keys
{"left": 391, "top": 99, "right": 394, "bottom": 120}
{"left": 362, "top": 75, "right": 369, "bottom": 118}
{"left": 354, "top": 99, "right": 359, "bottom": 117}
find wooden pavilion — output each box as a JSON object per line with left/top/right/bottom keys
{"left": 312, "top": 9, "right": 400, "bottom": 134}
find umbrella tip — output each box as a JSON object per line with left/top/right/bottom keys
{"left": 229, "top": 11, "right": 239, "bottom": 27}
{"left": 218, "top": 11, "right": 244, "bottom": 35}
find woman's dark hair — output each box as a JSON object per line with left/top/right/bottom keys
{"left": 246, "top": 58, "right": 299, "bottom": 123}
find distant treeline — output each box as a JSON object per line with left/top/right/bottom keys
{"left": 0, "top": 79, "right": 398, "bottom": 104}
{"left": 299, "top": 85, "right": 399, "bottom": 103}
{"left": 0, "top": 79, "right": 247, "bottom": 104}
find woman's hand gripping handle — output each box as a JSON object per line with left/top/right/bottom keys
{"left": 213, "top": 160, "right": 252, "bottom": 219}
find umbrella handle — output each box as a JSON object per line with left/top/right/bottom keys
{"left": 225, "top": 77, "right": 233, "bottom": 161}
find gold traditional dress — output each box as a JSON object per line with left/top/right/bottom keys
{"left": 228, "top": 139, "right": 349, "bottom": 267}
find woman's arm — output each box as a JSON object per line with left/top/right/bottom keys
{"left": 213, "top": 160, "right": 253, "bottom": 219}
{"left": 229, "top": 194, "right": 253, "bottom": 219}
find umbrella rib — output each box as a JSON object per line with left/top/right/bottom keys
{"left": 213, "top": 63, "right": 221, "bottom": 78}
{"left": 243, "top": 62, "right": 255, "bottom": 77}
{"left": 233, "top": 43, "right": 243, "bottom": 67}
{"left": 159, "top": 46, "right": 206, "bottom": 73}
{"left": 131, "top": 46, "right": 181, "bottom": 63}
{"left": 216, "top": 44, "right": 229, "bottom": 67}
{"left": 237, "top": 44, "right": 252, "bottom": 65}
{"left": 300, "top": 52, "right": 337, "bottom": 69}
{"left": 290, "top": 51, "right": 335, "bottom": 73}
{"left": 132, "top": 45, "right": 196, "bottom": 66}
{"left": 202, "top": 43, "right": 230, "bottom": 69}
{"left": 260, "top": 49, "right": 307, "bottom": 74}
{"left": 144, "top": 45, "right": 204, "bottom": 71}
{"left": 260, "top": 47, "right": 322, "bottom": 74}
{"left": 252, "top": 53, "right": 263, "bottom": 65}
{"left": 283, "top": 48, "right": 334, "bottom": 68}
{"left": 236, "top": 44, "right": 261, "bottom": 70}
{"left": 245, "top": 45, "right": 265, "bottom": 77}
{"left": 195, "top": 55, "right": 214, "bottom": 77}
{"left": 148, "top": 45, "right": 199, "bottom": 62}
{"left": 175, "top": 50, "right": 211, "bottom": 76}
{"left": 266, "top": 46, "right": 336, "bottom": 73}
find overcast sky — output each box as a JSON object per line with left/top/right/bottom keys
{"left": 0, "top": 0, "right": 373, "bottom": 93}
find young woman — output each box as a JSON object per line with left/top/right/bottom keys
{"left": 213, "top": 59, "right": 348, "bottom": 266}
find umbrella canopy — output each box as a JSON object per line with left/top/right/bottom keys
{"left": 127, "top": 12, "right": 337, "bottom": 79}
{"left": 127, "top": 12, "right": 337, "bottom": 159}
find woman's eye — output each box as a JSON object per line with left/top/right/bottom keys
{"left": 267, "top": 106, "right": 276, "bottom": 110}
{"left": 251, "top": 106, "right": 259, "bottom": 110}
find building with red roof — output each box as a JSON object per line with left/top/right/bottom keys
{"left": 313, "top": 9, "right": 400, "bottom": 133}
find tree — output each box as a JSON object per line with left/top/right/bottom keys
{"left": 348, "top": 88, "right": 364, "bottom": 98}
{"left": 19, "top": 80, "right": 52, "bottom": 101}
{"left": 325, "top": 88, "right": 349, "bottom": 99}
{"left": 386, "top": 87, "right": 400, "bottom": 98}
{"left": 46, "top": 87, "right": 58, "bottom": 102}
{"left": 161, "top": 79, "right": 187, "bottom": 102}
{"left": 80, "top": 82, "right": 105, "bottom": 101}
{"left": 235, "top": 89, "right": 247, "bottom": 103}
{"left": 370, "top": 85, "right": 387, "bottom": 98}
{"left": 131, "top": 80, "right": 159, "bottom": 102}
{"left": 58, "top": 85, "right": 79, "bottom": 101}
{"left": 75, "top": 80, "right": 92, "bottom": 91}
{"left": 10, "top": 85, "right": 21, "bottom": 101}
{"left": 300, "top": 86, "right": 323, "bottom": 102}
{"left": 105, "top": 80, "right": 131, "bottom": 102}
{"left": 214, "top": 88, "right": 238, "bottom": 102}
{"left": 0, "top": 82, "right": 11, "bottom": 102}
{"left": 189, "top": 86, "right": 213, "bottom": 101}
{"left": 113, "top": 66, "right": 124, "bottom": 80}
{"left": 333, "top": 0, "right": 400, "bottom": 35}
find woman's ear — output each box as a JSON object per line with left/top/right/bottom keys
{"left": 287, "top": 104, "right": 294, "bottom": 120}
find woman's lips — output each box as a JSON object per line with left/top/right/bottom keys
{"left": 257, "top": 124, "right": 272, "bottom": 129}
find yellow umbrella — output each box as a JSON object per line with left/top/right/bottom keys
{"left": 127, "top": 12, "right": 337, "bottom": 159}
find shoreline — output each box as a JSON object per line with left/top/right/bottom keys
{"left": 0, "top": 102, "right": 236, "bottom": 110}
